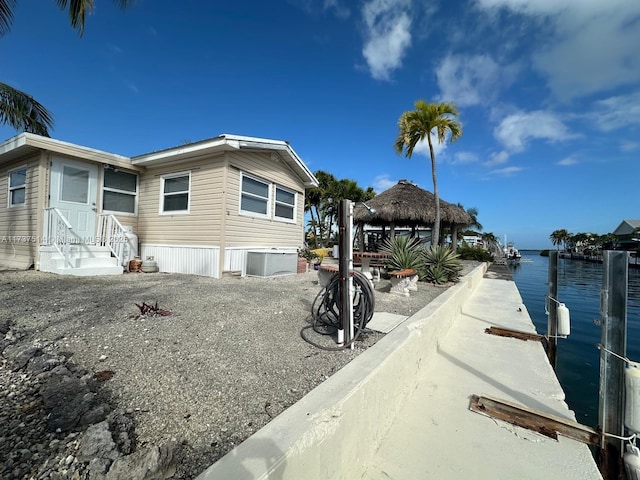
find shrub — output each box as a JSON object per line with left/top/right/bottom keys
{"left": 298, "top": 247, "right": 319, "bottom": 263}
{"left": 422, "top": 245, "right": 463, "bottom": 284}
{"left": 457, "top": 245, "right": 494, "bottom": 262}
{"left": 380, "top": 235, "right": 424, "bottom": 272}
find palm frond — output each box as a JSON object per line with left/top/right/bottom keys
{"left": 0, "top": 0, "right": 16, "bottom": 36}
{"left": 0, "top": 82, "right": 53, "bottom": 136}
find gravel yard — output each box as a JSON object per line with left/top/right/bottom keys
{"left": 0, "top": 265, "right": 476, "bottom": 479}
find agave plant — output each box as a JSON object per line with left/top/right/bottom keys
{"left": 380, "top": 235, "right": 424, "bottom": 272}
{"left": 422, "top": 245, "right": 463, "bottom": 284}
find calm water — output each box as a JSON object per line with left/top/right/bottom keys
{"left": 511, "top": 251, "right": 640, "bottom": 427}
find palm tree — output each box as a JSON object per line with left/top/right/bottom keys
{"left": 550, "top": 229, "right": 570, "bottom": 251}
{"left": 0, "top": 0, "right": 131, "bottom": 136}
{"left": 394, "top": 100, "right": 463, "bottom": 246}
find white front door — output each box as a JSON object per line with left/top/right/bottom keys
{"left": 50, "top": 157, "right": 99, "bottom": 242}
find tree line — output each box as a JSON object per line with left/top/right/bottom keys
{"left": 304, "top": 171, "right": 375, "bottom": 248}
{"left": 549, "top": 229, "right": 619, "bottom": 254}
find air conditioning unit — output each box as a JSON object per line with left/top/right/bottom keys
{"left": 246, "top": 250, "right": 297, "bottom": 277}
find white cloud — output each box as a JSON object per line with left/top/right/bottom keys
{"left": 436, "top": 54, "right": 507, "bottom": 107}
{"left": 621, "top": 141, "right": 639, "bottom": 153}
{"left": 361, "top": 0, "right": 412, "bottom": 81}
{"left": 484, "top": 150, "right": 509, "bottom": 167}
{"left": 592, "top": 92, "right": 640, "bottom": 132}
{"left": 412, "top": 130, "right": 448, "bottom": 158}
{"left": 323, "top": 0, "right": 350, "bottom": 19}
{"left": 291, "top": 0, "right": 350, "bottom": 18}
{"left": 452, "top": 151, "right": 478, "bottom": 165}
{"left": 493, "top": 110, "right": 575, "bottom": 152}
{"left": 372, "top": 174, "right": 398, "bottom": 192}
{"left": 557, "top": 156, "right": 578, "bottom": 166}
{"left": 125, "top": 81, "right": 139, "bottom": 93}
{"left": 475, "top": 0, "right": 640, "bottom": 99}
{"left": 489, "top": 166, "right": 523, "bottom": 176}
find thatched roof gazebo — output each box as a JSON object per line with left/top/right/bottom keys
{"left": 353, "top": 180, "right": 471, "bottom": 251}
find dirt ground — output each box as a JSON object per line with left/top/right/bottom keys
{"left": 0, "top": 266, "right": 470, "bottom": 478}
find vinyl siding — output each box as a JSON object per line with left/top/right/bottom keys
{"left": 137, "top": 155, "right": 225, "bottom": 245}
{"left": 225, "top": 151, "right": 305, "bottom": 248}
{"left": 0, "top": 153, "right": 45, "bottom": 268}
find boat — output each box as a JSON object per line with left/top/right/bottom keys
{"left": 504, "top": 242, "right": 521, "bottom": 263}
{"left": 500, "top": 235, "right": 521, "bottom": 263}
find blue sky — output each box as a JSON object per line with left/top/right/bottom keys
{"left": 2, "top": 0, "right": 639, "bottom": 248}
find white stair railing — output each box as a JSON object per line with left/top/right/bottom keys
{"left": 43, "top": 208, "right": 74, "bottom": 268}
{"left": 97, "top": 214, "right": 127, "bottom": 267}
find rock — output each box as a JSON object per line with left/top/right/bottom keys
{"left": 78, "top": 421, "right": 119, "bottom": 463}
{"left": 10, "top": 345, "right": 42, "bottom": 371}
{"left": 41, "top": 374, "right": 93, "bottom": 432}
{"left": 27, "top": 352, "right": 61, "bottom": 374}
{"left": 106, "top": 442, "right": 178, "bottom": 480}
{"left": 108, "top": 409, "right": 135, "bottom": 455}
{"left": 88, "top": 457, "right": 112, "bottom": 478}
{"left": 80, "top": 402, "right": 111, "bottom": 428}
{"left": 0, "top": 318, "right": 11, "bottom": 335}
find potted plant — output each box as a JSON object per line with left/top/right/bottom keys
{"left": 298, "top": 247, "right": 319, "bottom": 272}
{"left": 313, "top": 253, "right": 324, "bottom": 270}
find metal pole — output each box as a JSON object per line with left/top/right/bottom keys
{"left": 597, "top": 250, "right": 628, "bottom": 480}
{"left": 338, "top": 199, "right": 353, "bottom": 348}
{"left": 546, "top": 251, "right": 558, "bottom": 369}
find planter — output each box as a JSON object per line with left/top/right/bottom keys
{"left": 297, "top": 258, "right": 308, "bottom": 274}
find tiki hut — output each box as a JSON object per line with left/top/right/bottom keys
{"left": 353, "top": 180, "right": 471, "bottom": 251}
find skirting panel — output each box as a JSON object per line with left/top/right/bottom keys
{"left": 140, "top": 244, "right": 220, "bottom": 278}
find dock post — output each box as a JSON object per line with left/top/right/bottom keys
{"left": 597, "top": 250, "right": 628, "bottom": 479}
{"left": 546, "top": 251, "right": 558, "bottom": 369}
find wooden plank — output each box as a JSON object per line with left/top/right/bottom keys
{"left": 485, "top": 326, "right": 546, "bottom": 342}
{"left": 469, "top": 394, "right": 600, "bottom": 446}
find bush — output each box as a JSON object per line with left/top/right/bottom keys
{"left": 380, "top": 235, "right": 424, "bottom": 272}
{"left": 422, "top": 245, "right": 463, "bottom": 284}
{"left": 457, "top": 246, "right": 494, "bottom": 262}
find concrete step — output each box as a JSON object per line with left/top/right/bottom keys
{"left": 39, "top": 244, "right": 124, "bottom": 276}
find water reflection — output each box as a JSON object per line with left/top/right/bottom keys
{"left": 511, "top": 252, "right": 640, "bottom": 427}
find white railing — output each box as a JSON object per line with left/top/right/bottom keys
{"left": 43, "top": 207, "right": 74, "bottom": 268}
{"left": 97, "top": 214, "right": 128, "bottom": 267}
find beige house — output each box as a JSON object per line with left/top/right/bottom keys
{"left": 0, "top": 133, "right": 318, "bottom": 277}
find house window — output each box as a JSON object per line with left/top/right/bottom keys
{"left": 103, "top": 169, "right": 138, "bottom": 214}
{"left": 274, "top": 186, "right": 295, "bottom": 221}
{"left": 240, "top": 174, "right": 270, "bottom": 217}
{"left": 8, "top": 166, "right": 27, "bottom": 207}
{"left": 161, "top": 172, "right": 190, "bottom": 213}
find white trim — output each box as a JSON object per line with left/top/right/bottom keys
{"left": 273, "top": 184, "right": 297, "bottom": 223}
{"left": 239, "top": 172, "right": 271, "bottom": 219}
{"left": 8, "top": 164, "right": 27, "bottom": 208}
{"left": 101, "top": 168, "right": 139, "bottom": 215}
{"left": 131, "top": 133, "right": 318, "bottom": 188}
{"left": 159, "top": 171, "right": 191, "bottom": 215}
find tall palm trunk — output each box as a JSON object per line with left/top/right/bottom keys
{"left": 427, "top": 134, "right": 440, "bottom": 246}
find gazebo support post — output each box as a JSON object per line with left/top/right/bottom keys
{"left": 357, "top": 221, "right": 365, "bottom": 253}
{"left": 451, "top": 224, "right": 459, "bottom": 252}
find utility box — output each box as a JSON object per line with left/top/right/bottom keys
{"left": 246, "top": 250, "right": 297, "bottom": 277}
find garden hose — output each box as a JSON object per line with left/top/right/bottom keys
{"left": 301, "top": 270, "right": 376, "bottom": 351}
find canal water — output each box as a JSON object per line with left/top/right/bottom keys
{"left": 510, "top": 251, "right": 640, "bottom": 428}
